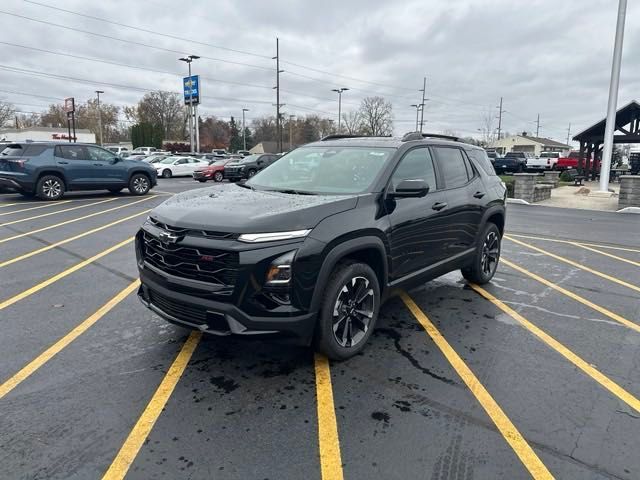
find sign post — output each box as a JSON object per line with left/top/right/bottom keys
{"left": 64, "top": 97, "right": 75, "bottom": 143}
{"left": 183, "top": 75, "right": 200, "bottom": 152}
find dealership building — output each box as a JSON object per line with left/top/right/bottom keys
{"left": 0, "top": 127, "right": 96, "bottom": 144}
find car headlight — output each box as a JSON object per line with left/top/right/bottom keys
{"left": 265, "top": 250, "right": 296, "bottom": 286}
{"left": 238, "top": 229, "right": 311, "bottom": 243}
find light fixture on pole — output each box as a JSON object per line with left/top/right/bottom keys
{"left": 95, "top": 90, "right": 104, "bottom": 146}
{"left": 331, "top": 88, "right": 349, "bottom": 133}
{"left": 179, "top": 55, "right": 200, "bottom": 153}
{"left": 410, "top": 104, "right": 423, "bottom": 132}
{"left": 242, "top": 108, "right": 249, "bottom": 151}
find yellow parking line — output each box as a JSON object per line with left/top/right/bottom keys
{"left": 0, "top": 236, "right": 134, "bottom": 311}
{"left": 507, "top": 233, "right": 640, "bottom": 254}
{"left": 568, "top": 242, "right": 640, "bottom": 268}
{"left": 0, "top": 198, "right": 118, "bottom": 228}
{"left": 502, "top": 258, "right": 640, "bottom": 333}
{"left": 0, "top": 200, "right": 72, "bottom": 216}
{"left": 314, "top": 353, "right": 344, "bottom": 480}
{"left": 470, "top": 284, "right": 640, "bottom": 413}
{"left": 0, "top": 210, "right": 149, "bottom": 268}
{"left": 102, "top": 331, "right": 201, "bottom": 480}
{"left": 505, "top": 235, "right": 640, "bottom": 294}
{"left": 0, "top": 280, "right": 140, "bottom": 399}
{"left": 0, "top": 195, "right": 156, "bottom": 244}
{"left": 401, "top": 292, "right": 554, "bottom": 479}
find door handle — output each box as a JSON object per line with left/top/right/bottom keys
{"left": 57, "top": 161, "right": 69, "bottom": 165}
{"left": 473, "top": 191, "right": 485, "bottom": 199}
{"left": 432, "top": 202, "right": 447, "bottom": 211}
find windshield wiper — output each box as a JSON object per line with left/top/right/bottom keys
{"left": 268, "top": 188, "right": 315, "bottom": 195}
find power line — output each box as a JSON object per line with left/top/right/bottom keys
{"left": 0, "top": 10, "right": 273, "bottom": 72}
{"left": 24, "top": 0, "right": 273, "bottom": 60}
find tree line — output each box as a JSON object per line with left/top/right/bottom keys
{"left": 2, "top": 92, "right": 395, "bottom": 151}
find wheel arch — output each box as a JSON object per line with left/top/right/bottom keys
{"left": 480, "top": 205, "right": 506, "bottom": 236}
{"left": 35, "top": 169, "right": 68, "bottom": 189}
{"left": 310, "top": 236, "right": 388, "bottom": 312}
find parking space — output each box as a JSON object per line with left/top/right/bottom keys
{"left": 1, "top": 183, "right": 639, "bottom": 479}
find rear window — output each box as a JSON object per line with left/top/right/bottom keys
{"left": 433, "top": 147, "right": 471, "bottom": 189}
{"left": 468, "top": 149, "right": 496, "bottom": 176}
{"left": 0, "top": 144, "right": 26, "bottom": 156}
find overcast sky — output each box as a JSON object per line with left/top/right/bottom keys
{"left": 1, "top": 0, "right": 639, "bottom": 144}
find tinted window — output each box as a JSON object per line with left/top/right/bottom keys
{"left": 468, "top": 149, "right": 496, "bottom": 176}
{"left": 86, "top": 146, "right": 115, "bottom": 161}
{"left": 391, "top": 147, "right": 437, "bottom": 191}
{"left": 56, "top": 145, "right": 87, "bottom": 160}
{"left": 1, "top": 144, "right": 27, "bottom": 156}
{"left": 434, "top": 147, "right": 470, "bottom": 189}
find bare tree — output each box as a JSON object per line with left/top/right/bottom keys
{"left": 479, "top": 108, "right": 496, "bottom": 145}
{"left": 15, "top": 112, "right": 41, "bottom": 129}
{"left": 341, "top": 110, "right": 363, "bottom": 135}
{"left": 135, "top": 91, "right": 186, "bottom": 140}
{"left": 0, "top": 101, "right": 14, "bottom": 127}
{"left": 358, "top": 97, "right": 393, "bottom": 136}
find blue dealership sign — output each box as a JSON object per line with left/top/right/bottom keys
{"left": 183, "top": 75, "right": 200, "bottom": 105}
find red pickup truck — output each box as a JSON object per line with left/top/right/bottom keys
{"left": 555, "top": 151, "right": 600, "bottom": 172}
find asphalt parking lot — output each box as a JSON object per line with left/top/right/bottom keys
{"left": 1, "top": 179, "right": 639, "bottom": 480}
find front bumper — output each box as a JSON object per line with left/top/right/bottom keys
{"left": 138, "top": 269, "right": 317, "bottom": 343}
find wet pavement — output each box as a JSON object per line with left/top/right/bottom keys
{"left": 0, "top": 179, "right": 639, "bottom": 479}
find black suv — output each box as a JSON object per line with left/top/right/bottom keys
{"left": 0, "top": 142, "right": 157, "bottom": 200}
{"left": 223, "top": 153, "right": 280, "bottom": 181}
{"left": 136, "top": 133, "right": 506, "bottom": 359}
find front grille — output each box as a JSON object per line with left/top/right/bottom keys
{"left": 142, "top": 231, "right": 239, "bottom": 285}
{"left": 149, "top": 289, "right": 207, "bottom": 324}
{"left": 148, "top": 217, "right": 236, "bottom": 240}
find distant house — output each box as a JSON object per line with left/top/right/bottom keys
{"left": 489, "top": 134, "right": 571, "bottom": 156}
{"left": 249, "top": 141, "right": 281, "bottom": 154}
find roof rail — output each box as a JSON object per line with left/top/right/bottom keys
{"left": 401, "top": 132, "right": 459, "bottom": 142}
{"left": 320, "top": 134, "right": 365, "bottom": 141}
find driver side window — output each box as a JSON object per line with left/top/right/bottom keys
{"left": 86, "top": 146, "right": 116, "bottom": 162}
{"left": 391, "top": 148, "right": 436, "bottom": 191}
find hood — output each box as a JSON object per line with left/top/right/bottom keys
{"left": 151, "top": 184, "right": 358, "bottom": 233}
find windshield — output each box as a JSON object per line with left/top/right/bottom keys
{"left": 246, "top": 146, "right": 394, "bottom": 194}
{"left": 158, "top": 157, "right": 178, "bottom": 164}
{"left": 239, "top": 155, "right": 260, "bottom": 164}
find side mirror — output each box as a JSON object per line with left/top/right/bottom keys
{"left": 390, "top": 179, "right": 429, "bottom": 198}
{"left": 111, "top": 156, "right": 121, "bottom": 164}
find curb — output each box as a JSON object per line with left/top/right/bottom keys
{"left": 616, "top": 207, "right": 640, "bottom": 214}
{"left": 506, "top": 198, "right": 530, "bottom": 205}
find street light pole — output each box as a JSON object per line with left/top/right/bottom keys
{"left": 95, "top": 90, "right": 104, "bottom": 146}
{"left": 179, "top": 55, "right": 200, "bottom": 153}
{"left": 331, "top": 88, "right": 349, "bottom": 133}
{"left": 289, "top": 114, "right": 295, "bottom": 151}
{"left": 242, "top": 108, "right": 249, "bottom": 151}
{"left": 411, "top": 104, "right": 422, "bottom": 131}
{"left": 419, "top": 77, "right": 426, "bottom": 133}
{"left": 599, "top": 0, "right": 627, "bottom": 193}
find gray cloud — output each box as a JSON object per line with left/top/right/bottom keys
{"left": 0, "top": 0, "right": 638, "bottom": 142}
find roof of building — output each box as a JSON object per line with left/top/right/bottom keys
{"left": 0, "top": 127, "right": 93, "bottom": 134}
{"left": 249, "top": 141, "right": 281, "bottom": 153}
{"left": 519, "top": 135, "right": 571, "bottom": 148}
{"left": 573, "top": 100, "right": 640, "bottom": 141}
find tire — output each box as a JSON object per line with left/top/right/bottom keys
{"left": 461, "top": 222, "right": 501, "bottom": 285}
{"left": 314, "top": 261, "right": 381, "bottom": 361}
{"left": 108, "top": 188, "right": 123, "bottom": 194}
{"left": 128, "top": 173, "right": 151, "bottom": 196}
{"left": 162, "top": 169, "right": 172, "bottom": 179}
{"left": 36, "top": 175, "right": 65, "bottom": 200}
{"left": 214, "top": 171, "right": 224, "bottom": 182}
{"left": 247, "top": 169, "right": 257, "bottom": 178}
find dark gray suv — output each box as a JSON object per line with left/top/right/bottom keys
{"left": 0, "top": 142, "right": 157, "bottom": 200}
{"left": 223, "top": 153, "right": 281, "bottom": 181}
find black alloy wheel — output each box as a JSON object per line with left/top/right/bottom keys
{"left": 461, "top": 222, "right": 501, "bottom": 284}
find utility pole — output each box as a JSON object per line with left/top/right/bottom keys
{"left": 179, "top": 55, "right": 200, "bottom": 153}
{"left": 242, "top": 108, "right": 249, "bottom": 151}
{"left": 496, "top": 97, "right": 504, "bottom": 140}
{"left": 535, "top": 113, "right": 540, "bottom": 137}
{"left": 331, "top": 88, "right": 349, "bottom": 133}
{"left": 273, "top": 38, "right": 285, "bottom": 152}
{"left": 289, "top": 114, "right": 295, "bottom": 151}
{"left": 599, "top": 0, "right": 627, "bottom": 193}
{"left": 419, "top": 77, "right": 426, "bottom": 133}
{"left": 410, "top": 104, "right": 422, "bottom": 131}
{"left": 95, "top": 90, "right": 104, "bottom": 146}
{"left": 566, "top": 122, "right": 572, "bottom": 146}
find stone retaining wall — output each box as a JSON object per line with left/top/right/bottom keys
{"left": 542, "top": 171, "right": 560, "bottom": 188}
{"left": 618, "top": 175, "right": 640, "bottom": 209}
{"left": 513, "top": 173, "right": 537, "bottom": 203}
